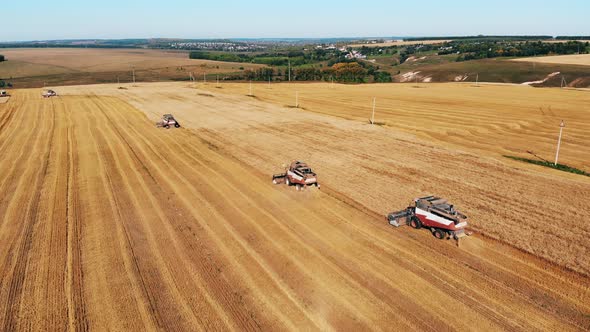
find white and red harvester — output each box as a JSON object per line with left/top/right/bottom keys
{"left": 42, "top": 89, "right": 57, "bottom": 98}
{"left": 272, "top": 161, "right": 320, "bottom": 191}
{"left": 388, "top": 196, "right": 471, "bottom": 242}
{"left": 156, "top": 114, "right": 181, "bottom": 129}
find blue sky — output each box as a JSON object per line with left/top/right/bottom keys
{"left": 3, "top": 0, "right": 589, "bottom": 41}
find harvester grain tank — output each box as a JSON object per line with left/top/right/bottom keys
{"left": 388, "top": 196, "right": 471, "bottom": 243}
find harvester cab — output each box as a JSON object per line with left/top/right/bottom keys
{"left": 387, "top": 196, "right": 471, "bottom": 244}
{"left": 156, "top": 114, "right": 181, "bottom": 129}
{"left": 272, "top": 161, "right": 320, "bottom": 191}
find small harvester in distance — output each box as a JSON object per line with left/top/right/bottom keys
{"left": 156, "top": 114, "right": 181, "bottom": 129}
{"left": 272, "top": 161, "right": 320, "bottom": 191}
{"left": 0, "top": 90, "right": 9, "bottom": 98}
{"left": 387, "top": 196, "right": 471, "bottom": 244}
{"left": 42, "top": 89, "right": 58, "bottom": 98}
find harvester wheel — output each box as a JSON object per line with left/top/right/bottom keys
{"left": 410, "top": 217, "right": 422, "bottom": 229}
{"left": 296, "top": 184, "right": 302, "bottom": 191}
{"left": 433, "top": 229, "right": 445, "bottom": 240}
{"left": 175, "top": 123, "right": 181, "bottom": 128}
{"left": 164, "top": 124, "right": 170, "bottom": 129}
{"left": 272, "top": 178, "right": 278, "bottom": 184}
{"left": 285, "top": 177, "right": 291, "bottom": 186}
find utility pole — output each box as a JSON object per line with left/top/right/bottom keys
{"left": 370, "top": 97, "right": 376, "bottom": 124}
{"left": 288, "top": 59, "right": 291, "bottom": 82}
{"left": 117, "top": 76, "right": 120, "bottom": 84}
{"left": 203, "top": 72, "right": 206, "bottom": 83}
{"left": 555, "top": 120, "right": 565, "bottom": 166}
{"left": 249, "top": 80, "right": 252, "bottom": 96}
{"left": 132, "top": 68, "right": 136, "bottom": 84}
{"left": 216, "top": 75, "right": 219, "bottom": 87}
{"left": 295, "top": 91, "right": 299, "bottom": 108}
{"left": 476, "top": 74, "right": 479, "bottom": 87}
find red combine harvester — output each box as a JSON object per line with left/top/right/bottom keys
{"left": 42, "top": 89, "right": 57, "bottom": 98}
{"left": 388, "top": 196, "right": 471, "bottom": 243}
{"left": 272, "top": 161, "right": 320, "bottom": 191}
{"left": 156, "top": 114, "right": 181, "bottom": 129}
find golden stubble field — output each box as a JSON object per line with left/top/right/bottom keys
{"left": 513, "top": 54, "right": 590, "bottom": 66}
{"left": 0, "top": 48, "right": 262, "bottom": 79}
{"left": 199, "top": 82, "right": 590, "bottom": 171}
{"left": 0, "top": 83, "right": 589, "bottom": 330}
{"left": 62, "top": 82, "right": 590, "bottom": 275}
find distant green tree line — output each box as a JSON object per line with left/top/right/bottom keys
{"left": 449, "top": 40, "right": 589, "bottom": 61}
{"left": 405, "top": 36, "right": 554, "bottom": 42}
{"left": 554, "top": 36, "right": 590, "bottom": 40}
{"left": 240, "top": 60, "right": 391, "bottom": 83}
{"left": 190, "top": 49, "right": 341, "bottom": 67}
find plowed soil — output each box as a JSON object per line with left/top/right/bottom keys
{"left": 1, "top": 84, "right": 589, "bottom": 330}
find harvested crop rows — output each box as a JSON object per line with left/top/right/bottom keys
{"left": 199, "top": 82, "right": 590, "bottom": 171}
{"left": 0, "top": 86, "right": 589, "bottom": 330}
{"left": 0, "top": 48, "right": 262, "bottom": 78}
{"left": 0, "top": 48, "right": 264, "bottom": 88}
{"left": 64, "top": 82, "right": 590, "bottom": 275}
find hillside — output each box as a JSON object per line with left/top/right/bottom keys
{"left": 367, "top": 55, "right": 590, "bottom": 87}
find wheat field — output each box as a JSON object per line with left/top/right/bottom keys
{"left": 0, "top": 83, "right": 588, "bottom": 330}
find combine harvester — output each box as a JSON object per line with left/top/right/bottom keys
{"left": 388, "top": 196, "right": 471, "bottom": 244}
{"left": 272, "top": 161, "right": 320, "bottom": 191}
{"left": 156, "top": 114, "right": 181, "bottom": 129}
{"left": 42, "top": 89, "right": 58, "bottom": 98}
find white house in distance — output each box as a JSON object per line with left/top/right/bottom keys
{"left": 345, "top": 50, "right": 367, "bottom": 60}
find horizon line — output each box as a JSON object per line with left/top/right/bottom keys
{"left": 3, "top": 34, "right": 587, "bottom": 44}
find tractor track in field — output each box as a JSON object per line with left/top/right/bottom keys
{"left": 1, "top": 96, "right": 55, "bottom": 331}
{"left": 0, "top": 99, "right": 17, "bottom": 134}
{"left": 64, "top": 102, "right": 90, "bottom": 332}
{"left": 1, "top": 86, "right": 589, "bottom": 330}
{"left": 89, "top": 95, "right": 265, "bottom": 330}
